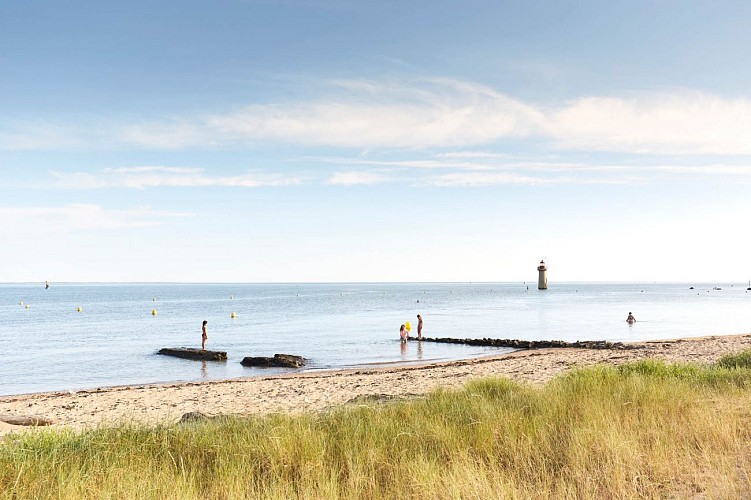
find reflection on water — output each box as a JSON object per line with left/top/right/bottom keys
{"left": 400, "top": 341, "right": 407, "bottom": 359}
{"left": 417, "top": 341, "right": 424, "bottom": 360}
{"left": 201, "top": 361, "right": 208, "bottom": 378}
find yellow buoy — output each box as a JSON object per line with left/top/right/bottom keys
{"left": 405, "top": 321, "right": 411, "bottom": 332}
{"left": 77, "top": 307, "right": 82, "bottom": 312}
{"left": 152, "top": 309, "right": 157, "bottom": 316}
{"left": 231, "top": 312, "right": 237, "bottom": 319}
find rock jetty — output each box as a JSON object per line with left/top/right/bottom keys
{"left": 408, "top": 337, "right": 635, "bottom": 350}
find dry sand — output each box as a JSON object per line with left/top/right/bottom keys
{"left": 2, "top": 333, "right": 750, "bottom": 436}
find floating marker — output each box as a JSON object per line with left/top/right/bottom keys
{"left": 152, "top": 309, "right": 157, "bottom": 316}
{"left": 20, "top": 301, "right": 23, "bottom": 306}
{"left": 152, "top": 297, "right": 156, "bottom": 301}
{"left": 230, "top": 295, "right": 234, "bottom": 299}
{"left": 25, "top": 304, "right": 30, "bottom": 309}
{"left": 77, "top": 307, "right": 82, "bottom": 312}
{"left": 231, "top": 312, "right": 237, "bottom": 319}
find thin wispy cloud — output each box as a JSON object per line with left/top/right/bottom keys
{"left": 423, "top": 171, "right": 637, "bottom": 187}
{"left": 4, "top": 79, "right": 751, "bottom": 156}
{"left": 51, "top": 159, "right": 751, "bottom": 192}
{"left": 326, "top": 171, "right": 392, "bottom": 185}
{"left": 0, "top": 204, "right": 190, "bottom": 233}
{"left": 655, "top": 165, "right": 751, "bottom": 175}
{"left": 50, "top": 167, "right": 304, "bottom": 189}
{"left": 425, "top": 172, "right": 549, "bottom": 187}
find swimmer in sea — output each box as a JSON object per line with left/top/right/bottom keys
{"left": 626, "top": 312, "right": 636, "bottom": 324}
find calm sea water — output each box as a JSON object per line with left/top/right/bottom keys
{"left": 2, "top": 282, "right": 750, "bottom": 396}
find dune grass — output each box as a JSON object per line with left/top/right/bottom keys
{"left": 2, "top": 351, "right": 751, "bottom": 499}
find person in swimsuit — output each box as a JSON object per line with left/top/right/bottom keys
{"left": 400, "top": 324, "right": 408, "bottom": 343}
{"left": 626, "top": 312, "right": 636, "bottom": 323}
{"left": 202, "top": 320, "right": 208, "bottom": 350}
{"left": 417, "top": 314, "right": 423, "bottom": 340}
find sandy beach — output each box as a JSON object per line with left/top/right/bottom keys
{"left": 2, "top": 333, "right": 750, "bottom": 436}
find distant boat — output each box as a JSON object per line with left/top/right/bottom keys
{"left": 747, "top": 280, "right": 751, "bottom": 291}
{"left": 713, "top": 287, "right": 722, "bottom": 290}
{"left": 45, "top": 281, "right": 49, "bottom": 289}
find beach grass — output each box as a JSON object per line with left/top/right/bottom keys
{"left": 2, "top": 351, "right": 751, "bottom": 499}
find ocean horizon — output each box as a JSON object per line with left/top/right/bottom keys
{"left": 3, "top": 281, "right": 750, "bottom": 396}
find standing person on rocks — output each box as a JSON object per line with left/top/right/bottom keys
{"left": 417, "top": 314, "right": 423, "bottom": 340}
{"left": 202, "top": 320, "right": 208, "bottom": 350}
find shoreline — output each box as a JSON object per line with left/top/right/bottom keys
{"left": 2, "top": 332, "right": 751, "bottom": 436}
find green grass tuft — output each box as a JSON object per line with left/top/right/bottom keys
{"left": 716, "top": 349, "right": 751, "bottom": 369}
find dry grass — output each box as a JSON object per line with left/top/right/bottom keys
{"left": 2, "top": 351, "right": 751, "bottom": 499}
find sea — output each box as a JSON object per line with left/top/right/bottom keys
{"left": 2, "top": 282, "right": 751, "bottom": 396}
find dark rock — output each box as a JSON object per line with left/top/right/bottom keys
{"left": 347, "top": 394, "right": 399, "bottom": 404}
{"left": 241, "top": 354, "right": 306, "bottom": 368}
{"left": 157, "top": 347, "right": 227, "bottom": 361}
{"left": 0, "top": 414, "right": 56, "bottom": 426}
{"left": 179, "top": 411, "right": 211, "bottom": 423}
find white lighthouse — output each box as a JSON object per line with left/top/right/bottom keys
{"left": 537, "top": 259, "right": 548, "bottom": 290}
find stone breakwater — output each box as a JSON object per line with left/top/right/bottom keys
{"left": 409, "top": 337, "right": 637, "bottom": 350}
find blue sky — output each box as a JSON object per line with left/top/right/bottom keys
{"left": 2, "top": 1, "right": 750, "bottom": 282}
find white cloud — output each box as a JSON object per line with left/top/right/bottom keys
{"left": 50, "top": 167, "right": 304, "bottom": 189}
{"left": 5, "top": 80, "right": 751, "bottom": 156}
{"left": 425, "top": 172, "right": 547, "bottom": 187}
{"left": 655, "top": 164, "right": 751, "bottom": 175}
{"left": 0, "top": 204, "right": 190, "bottom": 234}
{"left": 545, "top": 91, "right": 751, "bottom": 155}
{"left": 111, "top": 83, "right": 751, "bottom": 155}
{"left": 426, "top": 171, "right": 637, "bottom": 187}
{"left": 196, "top": 79, "right": 541, "bottom": 149}
{"left": 326, "top": 171, "right": 391, "bottom": 185}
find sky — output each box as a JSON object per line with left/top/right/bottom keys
{"left": 1, "top": 0, "right": 751, "bottom": 283}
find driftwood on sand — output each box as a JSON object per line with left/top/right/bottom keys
{"left": 157, "top": 347, "right": 228, "bottom": 361}
{"left": 409, "top": 337, "right": 636, "bottom": 350}
{"left": 241, "top": 354, "right": 306, "bottom": 368}
{"left": 0, "top": 414, "right": 56, "bottom": 426}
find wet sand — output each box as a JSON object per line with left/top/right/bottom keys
{"left": 2, "top": 333, "right": 750, "bottom": 436}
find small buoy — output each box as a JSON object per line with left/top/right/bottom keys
{"left": 77, "top": 307, "right": 82, "bottom": 312}
{"left": 230, "top": 295, "right": 234, "bottom": 299}
{"left": 405, "top": 321, "right": 411, "bottom": 332}
{"left": 25, "top": 304, "right": 30, "bottom": 309}
{"left": 231, "top": 312, "right": 237, "bottom": 319}
{"left": 152, "top": 297, "right": 156, "bottom": 301}
{"left": 152, "top": 309, "right": 157, "bottom": 316}
{"left": 20, "top": 301, "right": 23, "bottom": 305}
